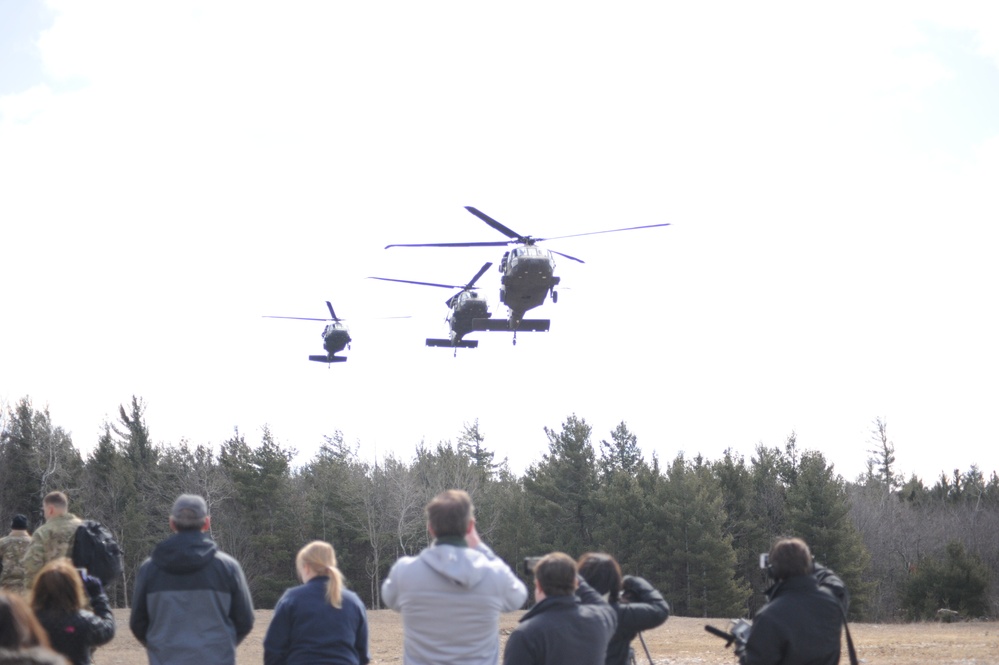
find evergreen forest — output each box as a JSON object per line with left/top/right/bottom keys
{"left": 2, "top": 396, "right": 996, "bottom": 622}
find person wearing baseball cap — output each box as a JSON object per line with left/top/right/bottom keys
{"left": 130, "top": 494, "right": 254, "bottom": 665}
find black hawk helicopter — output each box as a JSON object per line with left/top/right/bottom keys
{"left": 263, "top": 301, "right": 351, "bottom": 364}
{"left": 369, "top": 262, "right": 548, "bottom": 352}
{"left": 386, "top": 206, "right": 670, "bottom": 340}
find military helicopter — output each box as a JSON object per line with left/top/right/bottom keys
{"left": 370, "top": 262, "right": 547, "bottom": 352}
{"left": 386, "top": 206, "right": 670, "bottom": 334}
{"left": 263, "top": 301, "right": 351, "bottom": 364}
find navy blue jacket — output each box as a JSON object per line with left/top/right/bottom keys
{"left": 130, "top": 530, "right": 254, "bottom": 665}
{"left": 263, "top": 576, "right": 369, "bottom": 665}
{"left": 503, "top": 580, "right": 617, "bottom": 665}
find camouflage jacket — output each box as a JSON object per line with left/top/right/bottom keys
{"left": 21, "top": 512, "right": 82, "bottom": 589}
{"left": 0, "top": 532, "right": 32, "bottom": 590}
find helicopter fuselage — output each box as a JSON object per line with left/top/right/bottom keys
{"left": 499, "top": 246, "right": 560, "bottom": 324}
{"left": 322, "top": 322, "right": 352, "bottom": 357}
{"left": 448, "top": 289, "right": 491, "bottom": 342}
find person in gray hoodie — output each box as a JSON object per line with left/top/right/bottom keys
{"left": 129, "top": 495, "right": 254, "bottom": 665}
{"left": 381, "top": 489, "right": 527, "bottom": 665}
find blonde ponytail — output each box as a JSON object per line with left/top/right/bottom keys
{"left": 296, "top": 541, "right": 344, "bottom": 608}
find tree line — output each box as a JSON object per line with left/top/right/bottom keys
{"left": 1, "top": 397, "right": 995, "bottom": 621}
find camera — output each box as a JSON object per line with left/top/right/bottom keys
{"left": 522, "top": 556, "right": 543, "bottom": 575}
{"left": 706, "top": 618, "right": 751, "bottom": 657}
{"left": 759, "top": 553, "right": 769, "bottom": 570}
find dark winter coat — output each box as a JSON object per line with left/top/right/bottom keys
{"left": 502, "top": 580, "right": 617, "bottom": 665}
{"left": 130, "top": 530, "right": 254, "bottom": 665}
{"left": 35, "top": 587, "right": 115, "bottom": 665}
{"left": 604, "top": 576, "right": 670, "bottom": 665}
{"left": 263, "top": 576, "right": 369, "bottom": 665}
{"left": 741, "top": 565, "right": 847, "bottom": 665}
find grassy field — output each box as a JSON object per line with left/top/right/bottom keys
{"left": 98, "top": 609, "right": 999, "bottom": 664}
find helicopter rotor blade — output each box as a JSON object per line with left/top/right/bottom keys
{"left": 326, "top": 301, "right": 339, "bottom": 321}
{"left": 369, "top": 276, "right": 467, "bottom": 289}
{"left": 465, "top": 206, "right": 524, "bottom": 240}
{"left": 385, "top": 241, "right": 510, "bottom": 249}
{"left": 539, "top": 222, "right": 671, "bottom": 242}
{"left": 262, "top": 316, "right": 330, "bottom": 321}
{"left": 549, "top": 249, "right": 585, "bottom": 264}
{"left": 464, "top": 262, "right": 493, "bottom": 289}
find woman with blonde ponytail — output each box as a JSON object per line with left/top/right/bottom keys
{"left": 264, "top": 541, "right": 369, "bottom": 665}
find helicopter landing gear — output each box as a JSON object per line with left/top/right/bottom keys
{"left": 552, "top": 290, "right": 558, "bottom": 303}
{"left": 513, "top": 331, "right": 517, "bottom": 346}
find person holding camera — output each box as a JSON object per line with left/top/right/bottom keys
{"left": 29, "top": 558, "right": 115, "bottom": 665}
{"left": 741, "top": 537, "right": 848, "bottom": 665}
{"left": 577, "top": 552, "right": 670, "bottom": 665}
{"left": 503, "top": 552, "right": 617, "bottom": 665}
{"left": 382, "top": 489, "right": 527, "bottom": 665}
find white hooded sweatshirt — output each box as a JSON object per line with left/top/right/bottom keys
{"left": 382, "top": 541, "right": 528, "bottom": 665}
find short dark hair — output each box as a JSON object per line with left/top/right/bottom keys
{"left": 577, "top": 552, "right": 622, "bottom": 602}
{"left": 43, "top": 492, "right": 68, "bottom": 510}
{"left": 426, "top": 490, "right": 473, "bottom": 538}
{"left": 536, "top": 552, "right": 577, "bottom": 597}
{"left": 769, "top": 537, "right": 813, "bottom": 580}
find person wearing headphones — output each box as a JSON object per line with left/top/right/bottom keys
{"left": 742, "top": 537, "right": 848, "bottom": 665}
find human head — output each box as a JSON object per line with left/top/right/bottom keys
{"left": 577, "top": 552, "right": 622, "bottom": 602}
{"left": 30, "top": 558, "right": 86, "bottom": 615}
{"left": 425, "top": 489, "right": 474, "bottom": 539}
{"left": 296, "top": 541, "right": 344, "bottom": 608}
{"left": 42, "top": 492, "right": 69, "bottom": 519}
{"left": 11, "top": 514, "right": 28, "bottom": 531}
{"left": 768, "top": 537, "right": 813, "bottom": 580}
{"left": 0, "top": 591, "right": 52, "bottom": 650}
{"left": 535, "top": 552, "right": 578, "bottom": 599}
{"left": 169, "top": 494, "right": 209, "bottom": 532}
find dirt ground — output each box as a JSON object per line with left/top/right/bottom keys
{"left": 96, "top": 609, "right": 999, "bottom": 664}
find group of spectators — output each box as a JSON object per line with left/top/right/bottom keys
{"left": 0, "top": 489, "right": 848, "bottom": 665}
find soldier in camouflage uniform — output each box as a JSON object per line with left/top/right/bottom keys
{"left": 0, "top": 514, "right": 32, "bottom": 592}
{"left": 21, "top": 491, "right": 83, "bottom": 590}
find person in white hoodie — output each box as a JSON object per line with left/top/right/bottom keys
{"left": 381, "top": 489, "right": 527, "bottom": 665}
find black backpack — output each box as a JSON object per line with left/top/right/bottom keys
{"left": 72, "top": 520, "right": 124, "bottom": 586}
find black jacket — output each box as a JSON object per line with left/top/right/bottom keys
{"left": 741, "top": 566, "right": 847, "bottom": 665}
{"left": 35, "top": 585, "right": 115, "bottom": 665}
{"left": 130, "top": 530, "right": 254, "bottom": 665}
{"left": 604, "top": 576, "right": 670, "bottom": 665}
{"left": 503, "top": 580, "right": 617, "bottom": 665}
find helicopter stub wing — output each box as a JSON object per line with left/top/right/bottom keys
{"left": 426, "top": 338, "right": 479, "bottom": 348}
{"left": 309, "top": 355, "right": 347, "bottom": 363}
{"left": 472, "top": 318, "right": 550, "bottom": 332}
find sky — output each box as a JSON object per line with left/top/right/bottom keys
{"left": 2, "top": 1, "right": 998, "bottom": 485}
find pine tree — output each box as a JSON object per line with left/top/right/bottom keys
{"left": 785, "top": 450, "right": 871, "bottom": 618}
{"left": 523, "top": 414, "right": 599, "bottom": 554}
{"left": 655, "top": 454, "right": 748, "bottom": 617}
{"left": 902, "top": 541, "right": 991, "bottom": 620}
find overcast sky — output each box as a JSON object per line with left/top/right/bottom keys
{"left": 2, "top": 1, "right": 998, "bottom": 485}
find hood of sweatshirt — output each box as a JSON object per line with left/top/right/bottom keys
{"left": 418, "top": 542, "right": 491, "bottom": 588}
{"left": 150, "top": 530, "right": 218, "bottom": 574}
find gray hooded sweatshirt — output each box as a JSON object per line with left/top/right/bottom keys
{"left": 382, "top": 541, "right": 527, "bottom": 665}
